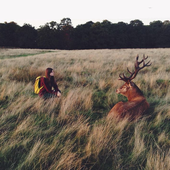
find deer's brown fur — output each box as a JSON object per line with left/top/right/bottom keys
{"left": 107, "top": 55, "right": 151, "bottom": 121}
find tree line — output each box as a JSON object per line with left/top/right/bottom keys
{"left": 1, "top": 18, "right": 170, "bottom": 49}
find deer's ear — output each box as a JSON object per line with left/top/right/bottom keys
{"left": 129, "top": 82, "right": 132, "bottom": 88}
{"left": 129, "top": 81, "right": 135, "bottom": 87}
{"left": 127, "top": 80, "right": 131, "bottom": 85}
{"left": 126, "top": 81, "right": 132, "bottom": 88}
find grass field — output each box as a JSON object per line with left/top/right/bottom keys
{"left": 0, "top": 48, "right": 170, "bottom": 170}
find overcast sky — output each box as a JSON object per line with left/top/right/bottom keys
{"left": 1, "top": 0, "right": 169, "bottom": 28}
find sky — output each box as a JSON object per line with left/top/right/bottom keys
{"left": 1, "top": 0, "right": 169, "bottom": 28}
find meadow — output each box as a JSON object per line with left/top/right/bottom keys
{"left": 0, "top": 48, "right": 170, "bottom": 170}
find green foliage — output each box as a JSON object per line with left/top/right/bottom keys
{"left": 117, "top": 93, "right": 128, "bottom": 102}
{"left": 0, "top": 145, "right": 27, "bottom": 169}
{"left": 155, "top": 79, "right": 170, "bottom": 97}
{"left": 1, "top": 19, "right": 170, "bottom": 49}
{"left": 80, "top": 110, "right": 103, "bottom": 124}
{"left": 92, "top": 90, "right": 109, "bottom": 111}
{"left": 0, "top": 51, "right": 53, "bottom": 60}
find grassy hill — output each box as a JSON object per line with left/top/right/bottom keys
{"left": 0, "top": 48, "right": 170, "bottom": 170}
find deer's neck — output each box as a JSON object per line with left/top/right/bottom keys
{"left": 127, "top": 91, "right": 145, "bottom": 102}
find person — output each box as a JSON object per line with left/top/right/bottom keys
{"left": 39, "top": 68, "right": 61, "bottom": 99}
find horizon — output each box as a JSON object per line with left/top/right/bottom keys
{"left": 1, "top": 18, "right": 169, "bottom": 29}
{"left": 1, "top": 0, "right": 169, "bottom": 29}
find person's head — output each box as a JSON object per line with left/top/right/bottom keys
{"left": 45, "top": 68, "right": 54, "bottom": 80}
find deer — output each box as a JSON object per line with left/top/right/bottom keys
{"left": 107, "top": 55, "right": 151, "bottom": 121}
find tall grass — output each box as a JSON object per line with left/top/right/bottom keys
{"left": 1, "top": 48, "right": 170, "bottom": 169}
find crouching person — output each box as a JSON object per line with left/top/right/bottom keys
{"left": 39, "top": 68, "right": 61, "bottom": 99}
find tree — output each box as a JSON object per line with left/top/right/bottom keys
{"left": 101, "top": 20, "right": 113, "bottom": 48}
{"left": 58, "top": 18, "right": 74, "bottom": 49}
{"left": 130, "top": 19, "right": 144, "bottom": 27}
{"left": 15, "top": 24, "right": 37, "bottom": 48}
{"left": 159, "top": 20, "right": 170, "bottom": 47}
{"left": 112, "top": 22, "right": 129, "bottom": 48}
{"left": 1, "top": 19, "right": 170, "bottom": 49}
{"left": 59, "top": 18, "right": 72, "bottom": 30}
{"left": 47, "top": 21, "right": 58, "bottom": 30}
{"left": 149, "top": 20, "right": 163, "bottom": 47}
{"left": 128, "top": 20, "right": 145, "bottom": 48}
{"left": 73, "top": 21, "right": 94, "bottom": 49}
{"left": 36, "top": 24, "right": 58, "bottom": 49}
{"left": 0, "top": 22, "right": 19, "bottom": 47}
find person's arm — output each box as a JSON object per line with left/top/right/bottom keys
{"left": 52, "top": 80, "right": 61, "bottom": 97}
{"left": 53, "top": 82, "right": 60, "bottom": 92}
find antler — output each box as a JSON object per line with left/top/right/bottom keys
{"left": 119, "top": 55, "right": 151, "bottom": 82}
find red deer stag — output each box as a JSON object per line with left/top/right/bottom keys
{"left": 107, "top": 55, "right": 151, "bottom": 121}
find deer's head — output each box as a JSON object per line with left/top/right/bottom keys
{"left": 116, "top": 55, "right": 151, "bottom": 100}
